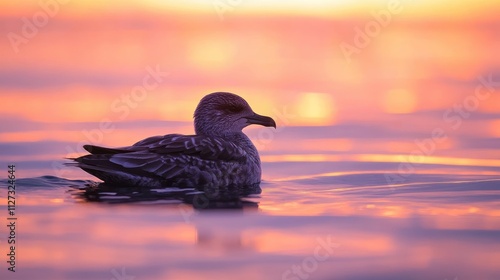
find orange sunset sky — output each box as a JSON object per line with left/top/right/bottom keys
{"left": 0, "top": 0, "right": 499, "bottom": 137}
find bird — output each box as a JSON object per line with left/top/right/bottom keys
{"left": 69, "top": 92, "right": 276, "bottom": 198}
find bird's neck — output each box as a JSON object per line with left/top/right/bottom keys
{"left": 228, "top": 132, "right": 260, "bottom": 163}
{"left": 197, "top": 130, "right": 260, "bottom": 163}
{"left": 225, "top": 131, "right": 253, "bottom": 145}
{"left": 222, "top": 132, "right": 262, "bottom": 183}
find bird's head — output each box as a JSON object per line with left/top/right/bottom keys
{"left": 194, "top": 92, "right": 276, "bottom": 136}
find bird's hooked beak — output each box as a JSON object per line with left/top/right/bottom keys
{"left": 245, "top": 113, "right": 277, "bottom": 128}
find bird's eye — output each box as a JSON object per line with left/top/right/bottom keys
{"left": 217, "top": 104, "right": 244, "bottom": 113}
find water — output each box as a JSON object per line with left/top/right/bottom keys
{"left": 1, "top": 102, "right": 500, "bottom": 280}
{"left": 1, "top": 137, "right": 500, "bottom": 279}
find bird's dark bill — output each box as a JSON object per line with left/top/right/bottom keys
{"left": 245, "top": 113, "right": 277, "bottom": 128}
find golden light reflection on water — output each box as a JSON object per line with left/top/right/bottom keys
{"left": 261, "top": 154, "right": 500, "bottom": 168}
{"left": 261, "top": 188, "right": 500, "bottom": 221}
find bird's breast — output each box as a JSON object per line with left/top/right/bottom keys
{"left": 225, "top": 133, "right": 262, "bottom": 182}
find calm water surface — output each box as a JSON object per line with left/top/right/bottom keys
{"left": 1, "top": 121, "right": 499, "bottom": 280}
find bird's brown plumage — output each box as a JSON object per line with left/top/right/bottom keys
{"left": 69, "top": 92, "right": 276, "bottom": 197}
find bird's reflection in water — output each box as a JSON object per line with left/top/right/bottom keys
{"left": 69, "top": 181, "right": 259, "bottom": 253}
{"left": 70, "top": 181, "right": 261, "bottom": 210}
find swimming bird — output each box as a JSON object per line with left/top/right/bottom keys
{"left": 70, "top": 92, "right": 276, "bottom": 198}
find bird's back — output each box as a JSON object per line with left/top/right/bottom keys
{"left": 71, "top": 132, "right": 262, "bottom": 196}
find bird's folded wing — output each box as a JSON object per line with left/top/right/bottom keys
{"left": 79, "top": 134, "right": 248, "bottom": 180}
{"left": 142, "top": 134, "right": 248, "bottom": 161}
{"left": 104, "top": 135, "right": 247, "bottom": 179}
{"left": 109, "top": 153, "right": 189, "bottom": 179}
{"left": 85, "top": 134, "right": 248, "bottom": 162}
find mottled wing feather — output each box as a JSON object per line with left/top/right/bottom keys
{"left": 109, "top": 152, "right": 158, "bottom": 168}
{"left": 75, "top": 134, "right": 248, "bottom": 185}
{"left": 139, "top": 134, "right": 248, "bottom": 161}
{"left": 132, "top": 135, "right": 172, "bottom": 147}
{"left": 104, "top": 134, "right": 246, "bottom": 180}
{"left": 109, "top": 153, "right": 186, "bottom": 178}
{"left": 86, "top": 134, "right": 247, "bottom": 161}
{"left": 83, "top": 144, "right": 136, "bottom": 154}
